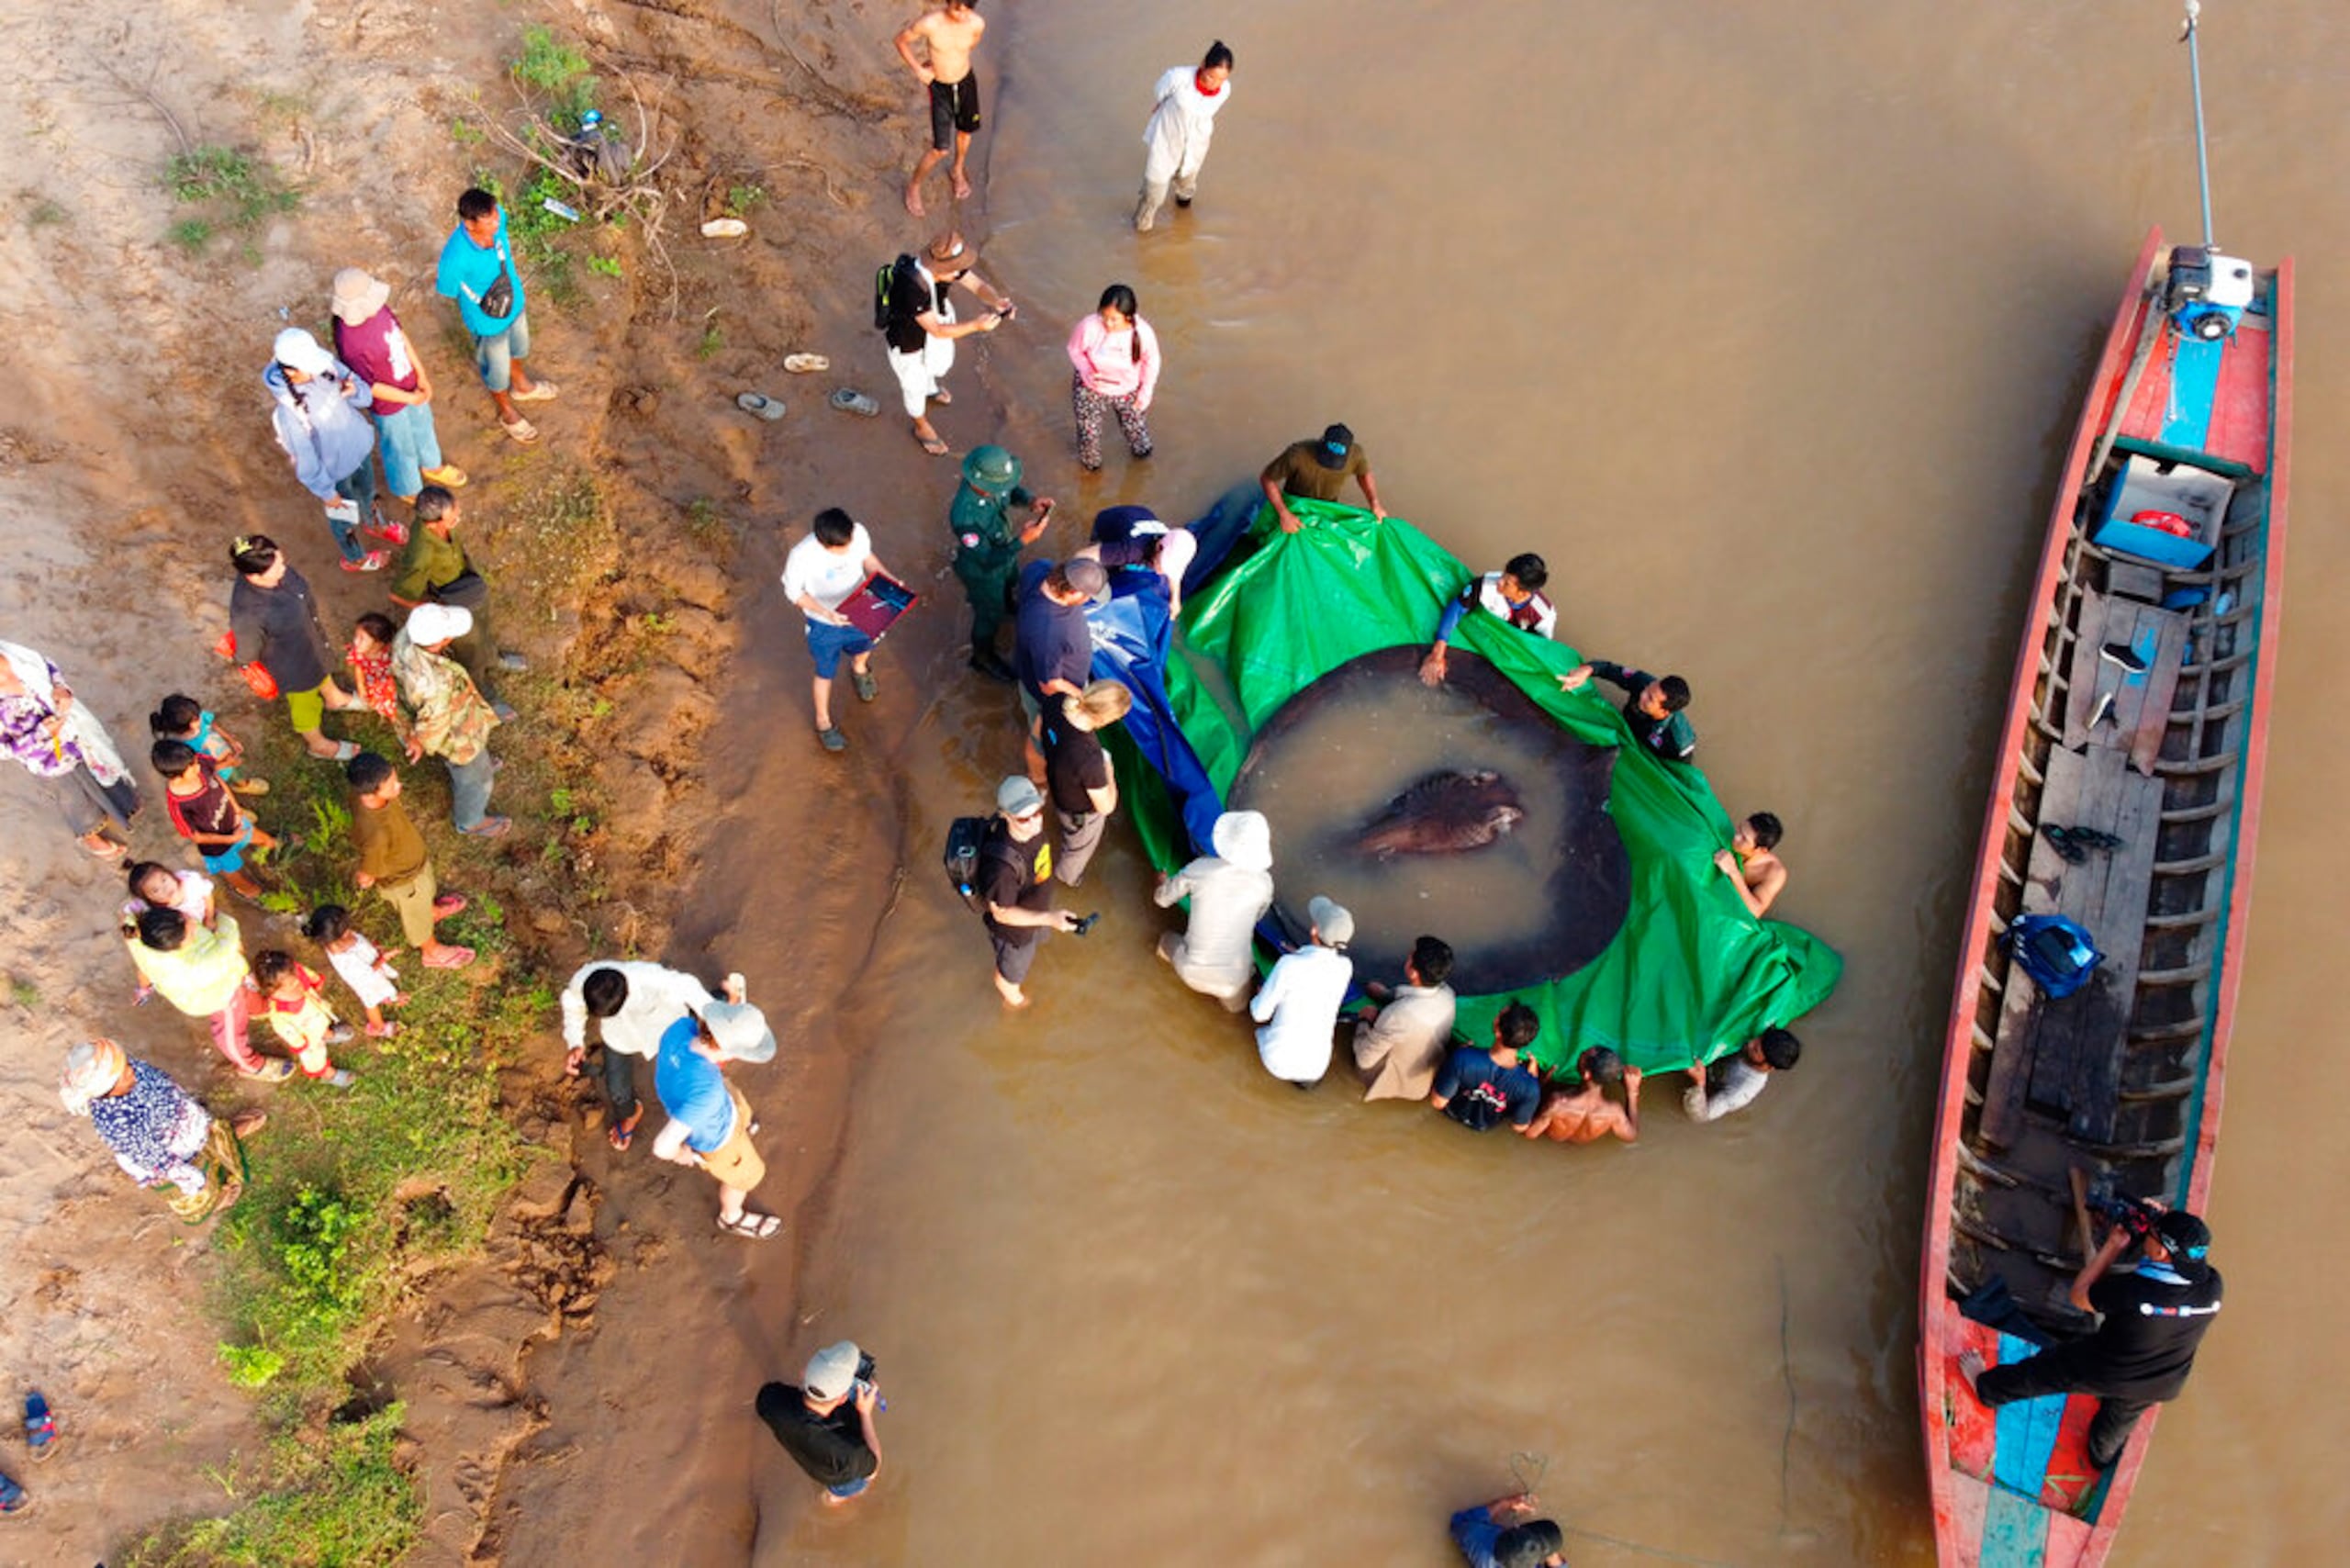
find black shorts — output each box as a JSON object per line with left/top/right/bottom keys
{"left": 990, "top": 928, "right": 1044, "bottom": 983}
{"left": 929, "top": 74, "right": 980, "bottom": 151}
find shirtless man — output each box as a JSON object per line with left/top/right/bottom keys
{"left": 1521, "top": 1047, "right": 1642, "bottom": 1145}
{"left": 895, "top": 1, "right": 988, "bottom": 217}
{"left": 1714, "top": 811, "right": 1788, "bottom": 917}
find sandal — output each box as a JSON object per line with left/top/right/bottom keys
{"left": 242, "top": 1059, "right": 297, "bottom": 1083}
{"left": 229, "top": 1110, "right": 269, "bottom": 1139}
{"left": 76, "top": 832, "right": 127, "bottom": 861}
{"left": 431, "top": 893, "right": 469, "bottom": 917}
{"left": 229, "top": 777, "right": 273, "bottom": 796}
{"left": 608, "top": 1108, "right": 643, "bottom": 1151}
{"left": 784, "top": 353, "right": 829, "bottom": 374}
{"left": 915, "top": 431, "right": 951, "bottom": 457}
{"left": 330, "top": 741, "right": 360, "bottom": 763}
{"left": 23, "top": 1393, "right": 56, "bottom": 1463}
{"left": 0, "top": 1472, "right": 30, "bottom": 1518}
{"left": 717, "top": 1212, "right": 782, "bottom": 1240}
{"left": 365, "top": 1020, "right": 400, "bottom": 1039}
{"left": 511, "top": 381, "right": 559, "bottom": 403}
{"left": 421, "top": 945, "right": 476, "bottom": 970}
{"left": 736, "top": 391, "right": 787, "bottom": 421}
{"left": 699, "top": 217, "right": 749, "bottom": 239}
{"left": 829, "top": 388, "right": 880, "bottom": 418}
{"left": 817, "top": 726, "right": 847, "bottom": 754}
{"left": 851, "top": 669, "right": 878, "bottom": 703}
{"left": 457, "top": 815, "right": 512, "bottom": 838}
{"left": 501, "top": 416, "right": 540, "bottom": 444}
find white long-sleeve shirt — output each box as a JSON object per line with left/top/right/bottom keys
{"left": 1143, "top": 65, "right": 1233, "bottom": 183}
{"left": 1249, "top": 945, "right": 1352, "bottom": 1082}
{"left": 1154, "top": 856, "right": 1275, "bottom": 996}
{"left": 560, "top": 961, "right": 714, "bottom": 1058}
{"left": 1684, "top": 1057, "right": 1770, "bottom": 1123}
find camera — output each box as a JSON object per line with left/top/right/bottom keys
{"left": 855, "top": 1350, "right": 877, "bottom": 1383}
{"left": 2086, "top": 1189, "right": 2160, "bottom": 1241}
{"left": 1070, "top": 912, "right": 1101, "bottom": 937}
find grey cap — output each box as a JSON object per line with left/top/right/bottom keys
{"left": 804, "top": 1339, "right": 863, "bottom": 1400}
{"left": 997, "top": 775, "right": 1045, "bottom": 816}
{"left": 1307, "top": 894, "right": 1354, "bottom": 946}
{"left": 701, "top": 1000, "right": 776, "bottom": 1064}
{"left": 1062, "top": 558, "right": 1109, "bottom": 598}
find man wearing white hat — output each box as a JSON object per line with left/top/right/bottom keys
{"left": 1152, "top": 809, "right": 1276, "bottom": 1013}
{"left": 651, "top": 1003, "right": 781, "bottom": 1239}
{"left": 263, "top": 327, "right": 395, "bottom": 572}
{"left": 330, "top": 267, "right": 467, "bottom": 503}
{"left": 756, "top": 1339, "right": 883, "bottom": 1504}
{"left": 390, "top": 603, "right": 507, "bottom": 836}
{"left": 1248, "top": 894, "right": 1354, "bottom": 1086}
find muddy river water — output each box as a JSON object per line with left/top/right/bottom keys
{"left": 531, "top": 4, "right": 2350, "bottom": 1564}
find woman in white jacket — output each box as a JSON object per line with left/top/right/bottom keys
{"left": 1135, "top": 41, "right": 1235, "bottom": 232}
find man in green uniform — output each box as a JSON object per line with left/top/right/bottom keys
{"left": 950, "top": 444, "right": 1054, "bottom": 681}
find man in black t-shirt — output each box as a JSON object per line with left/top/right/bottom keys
{"left": 757, "top": 1339, "right": 882, "bottom": 1505}
{"left": 1961, "top": 1208, "right": 2223, "bottom": 1468}
{"left": 979, "top": 776, "right": 1082, "bottom": 1007}
{"left": 1040, "top": 680, "right": 1132, "bottom": 889}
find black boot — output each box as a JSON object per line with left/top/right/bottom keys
{"left": 968, "top": 637, "right": 1015, "bottom": 683}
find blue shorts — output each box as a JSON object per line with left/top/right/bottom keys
{"left": 474, "top": 310, "right": 532, "bottom": 393}
{"left": 828, "top": 1474, "right": 871, "bottom": 1500}
{"left": 200, "top": 822, "right": 253, "bottom": 875}
{"left": 804, "top": 619, "right": 874, "bottom": 679}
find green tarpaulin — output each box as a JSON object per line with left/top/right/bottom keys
{"left": 1120, "top": 498, "right": 1841, "bottom": 1074}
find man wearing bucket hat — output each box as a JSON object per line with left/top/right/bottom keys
{"left": 978, "top": 775, "right": 1085, "bottom": 1008}
{"left": 61, "top": 1038, "right": 267, "bottom": 1221}
{"left": 651, "top": 1002, "right": 780, "bottom": 1239}
{"left": 1259, "top": 423, "right": 1387, "bottom": 534}
{"left": 389, "top": 603, "right": 507, "bottom": 836}
{"left": 263, "top": 327, "right": 395, "bottom": 572}
{"left": 756, "top": 1339, "right": 883, "bottom": 1504}
{"left": 1960, "top": 1205, "right": 2224, "bottom": 1470}
{"left": 1248, "top": 894, "right": 1354, "bottom": 1086}
{"left": 330, "top": 267, "right": 467, "bottom": 504}
{"left": 949, "top": 444, "right": 1055, "bottom": 683}
{"left": 1153, "top": 809, "right": 1276, "bottom": 1013}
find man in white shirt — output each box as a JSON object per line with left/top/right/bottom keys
{"left": 1153, "top": 810, "right": 1275, "bottom": 1012}
{"left": 1136, "top": 41, "right": 1236, "bottom": 232}
{"left": 1350, "top": 935, "right": 1459, "bottom": 1103}
{"left": 1682, "top": 1027, "right": 1802, "bottom": 1124}
{"left": 781, "top": 507, "right": 900, "bottom": 754}
{"left": 1249, "top": 895, "right": 1354, "bottom": 1087}
{"left": 561, "top": 959, "right": 720, "bottom": 1150}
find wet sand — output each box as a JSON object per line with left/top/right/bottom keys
{"left": 448, "top": 1, "right": 2350, "bottom": 1563}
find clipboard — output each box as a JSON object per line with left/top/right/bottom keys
{"left": 837, "top": 573, "right": 917, "bottom": 640}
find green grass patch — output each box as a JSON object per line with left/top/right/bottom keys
{"left": 511, "top": 25, "right": 597, "bottom": 122}
{"left": 129, "top": 1406, "right": 420, "bottom": 1568}
{"left": 164, "top": 146, "right": 300, "bottom": 256}
{"left": 474, "top": 164, "right": 588, "bottom": 308}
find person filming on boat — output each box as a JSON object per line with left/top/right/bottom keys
{"left": 1957, "top": 1202, "right": 2222, "bottom": 1471}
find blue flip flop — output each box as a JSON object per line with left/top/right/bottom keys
{"left": 22, "top": 1393, "right": 54, "bottom": 1463}
{"left": 0, "top": 1470, "right": 28, "bottom": 1516}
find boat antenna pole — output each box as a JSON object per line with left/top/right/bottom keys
{"left": 2180, "top": 0, "right": 2217, "bottom": 247}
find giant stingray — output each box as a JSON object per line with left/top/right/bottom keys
{"left": 1228, "top": 645, "right": 1630, "bottom": 994}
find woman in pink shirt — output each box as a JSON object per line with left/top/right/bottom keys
{"left": 1064, "top": 284, "right": 1160, "bottom": 472}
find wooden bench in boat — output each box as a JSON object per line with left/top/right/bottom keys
{"left": 1979, "top": 743, "right": 2165, "bottom": 1148}
{"left": 2064, "top": 588, "right": 2188, "bottom": 774}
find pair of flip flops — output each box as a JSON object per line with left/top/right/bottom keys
{"left": 737, "top": 358, "right": 843, "bottom": 421}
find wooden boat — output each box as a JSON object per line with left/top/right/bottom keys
{"left": 1916, "top": 225, "right": 2293, "bottom": 1566}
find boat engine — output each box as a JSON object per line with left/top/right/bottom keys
{"left": 2165, "top": 245, "right": 2254, "bottom": 341}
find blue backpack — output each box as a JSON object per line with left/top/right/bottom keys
{"left": 2007, "top": 913, "right": 2103, "bottom": 1000}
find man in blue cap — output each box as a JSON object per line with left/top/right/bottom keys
{"left": 1259, "top": 422, "right": 1386, "bottom": 533}
{"left": 950, "top": 444, "right": 1055, "bottom": 681}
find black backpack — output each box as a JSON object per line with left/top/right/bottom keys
{"left": 946, "top": 815, "right": 1023, "bottom": 914}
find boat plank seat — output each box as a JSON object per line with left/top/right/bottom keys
{"left": 2103, "top": 561, "right": 2165, "bottom": 605}
{"left": 2062, "top": 588, "right": 2188, "bottom": 774}
{"left": 1978, "top": 745, "right": 2164, "bottom": 1148}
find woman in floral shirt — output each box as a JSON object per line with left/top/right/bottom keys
{"left": 60, "top": 1039, "right": 266, "bottom": 1221}
{"left": 0, "top": 641, "right": 140, "bottom": 859}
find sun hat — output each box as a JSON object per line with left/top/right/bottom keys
{"left": 330, "top": 268, "right": 392, "bottom": 326}
{"left": 702, "top": 1000, "right": 777, "bottom": 1065}
{"left": 403, "top": 603, "right": 474, "bottom": 645}
{"left": 272, "top": 327, "right": 337, "bottom": 376}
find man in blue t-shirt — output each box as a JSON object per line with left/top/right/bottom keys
{"left": 652, "top": 1004, "right": 781, "bottom": 1239}
{"left": 1428, "top": 1002, "right": 1545, "bottom": 1133}
{"left": 1449, "top": 1489, "right": 1567, "bottom": 1567}
{"left": 434, "top": 187, "right": 558, "bottom": 444}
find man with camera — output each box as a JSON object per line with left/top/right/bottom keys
{"left": 757, "top": 1340, "right": 883, "bottom": 1506}
{"left": 979, "top": 776, "right": 1091, "bottom": 1008}
{"left": 1958, "top": 1199, "right": 2223, "bottom": 1470}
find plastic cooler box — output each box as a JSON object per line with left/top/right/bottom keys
{"left": 2091, "top": 453, "right": 2232, "bottom": 571}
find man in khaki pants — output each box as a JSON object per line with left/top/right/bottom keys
{"left": 653, "top": 1002, "right": 782, "bottom": 1239}
{"left": 345, "top": 751, "right": 474, "bottom": 969}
